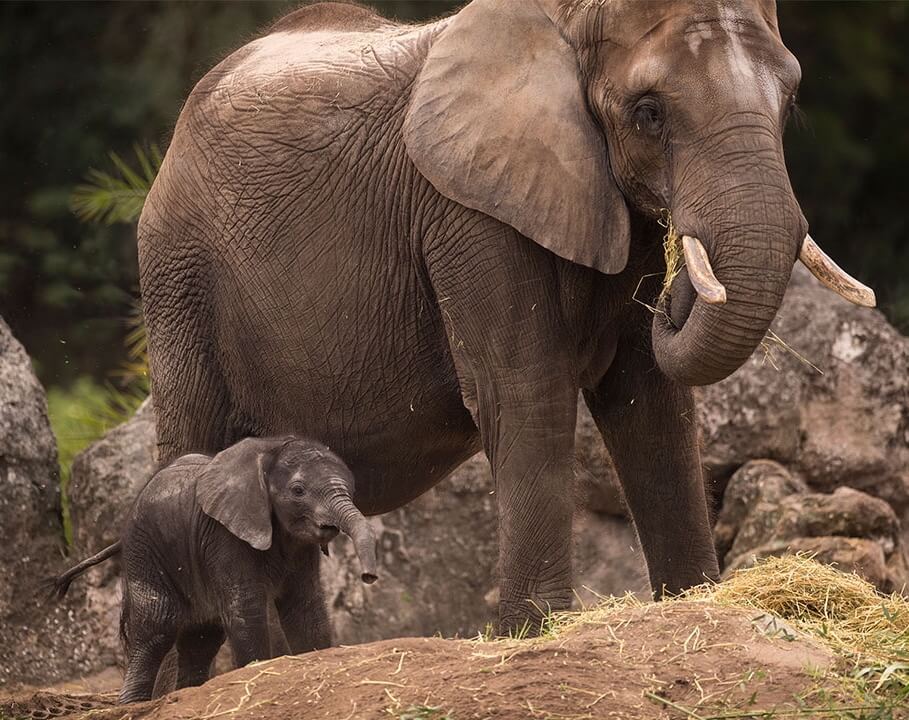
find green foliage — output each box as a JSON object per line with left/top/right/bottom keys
{"left": 47, "top": 375, "right": 147, "bottom": 546}
{"left": 71, "top": 145, "right": 162, "bottom": 225}
{"left": 0, "top": 0, "right": 295, "bottom": 386}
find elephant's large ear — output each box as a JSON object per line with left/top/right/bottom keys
{"left": 403, "top": 0, "right": 630, "bottom": 275}
{"left": 196, "top": 438, "right": 278, "bottom": 551}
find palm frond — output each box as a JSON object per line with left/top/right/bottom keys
{"left": 70, "top": 143, "right": 162, "bottom": 225}
{"left": 110, "top": 297, "right": 149, "bottom": 385}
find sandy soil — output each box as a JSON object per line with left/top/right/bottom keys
{"left": 1, "top": 601, "right": 856, "bottom": 720}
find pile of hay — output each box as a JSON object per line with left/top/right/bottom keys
{"left": 546, "top": 555, "right": 909, "bottom": 712}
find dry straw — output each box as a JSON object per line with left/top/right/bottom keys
{"left": 707, "top": 555, "right": 909, "bottom": 687}
{"left": 658, "top": 208, "right": 683, "bottom": 306}
{"left": 512, "top": 555, "right": 908, "bottom": 710}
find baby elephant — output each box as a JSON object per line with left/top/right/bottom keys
{"left": 51, "top": 436, "right": 378, "bottom": 703}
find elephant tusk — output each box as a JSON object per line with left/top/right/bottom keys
{"left": 681, "top": 235, "right": 727, "bottom": 305}
{"left": 798, "top": 234, "right": 876, "bottom": 308}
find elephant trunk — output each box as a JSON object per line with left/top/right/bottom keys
{"left": 327, "top": 489, "right": 378, "bottom": 584}
{"left": 652, "top": 130, "right": 806, "bottom": 386}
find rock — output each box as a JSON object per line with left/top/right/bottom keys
{"left": 322, "top": 451, "right": 647, "bottom": 645}
{"left": 717, "top": 460, "right": 909, "bottom": 592}
{"left": 774, "top": 487, "right": 902, "bottom": 553}
{"left": 0, "top": 317, "right": 113, "bottom": 689}
{"left": 321, "top": 452, "right": 499, "bottom": 643}
{"left": 697, "top": 265, "right": 909, "bottom": 515}
{"left": 68, "top": 397, "right": 157, "bottom": 558}
{"left": 56, "top": 397, "right": 158, "bottom": 675}
{"left": 713, "top": 460, "right": 808, "bottom": 563}
{"left": 728, "top": 537, "right": 894, "bottom": 594}
{"left": 0, "top": 315, "right": 60, "bottom": 604}
{"left": 577, "top": 268, "right": 909, "bottom": 524}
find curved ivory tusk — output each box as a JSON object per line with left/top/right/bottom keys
{"left": 799, "top": 234, "right": 876, "bottom": 308}
{"left": 681, "top": 235, "right": 727, "bottom": 305}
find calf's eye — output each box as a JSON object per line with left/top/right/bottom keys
{"left": 291, "top": 484, "right": 305, "bottom": 497}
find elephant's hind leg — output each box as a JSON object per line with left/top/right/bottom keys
{"left": 119, "top": 592, "right": 179, "bottom": 703}
{"left": 175, "top": 623, "right": 225, "bottom": 689}
{"left": 139, "top": 236, "right": 236, "bottom": 463}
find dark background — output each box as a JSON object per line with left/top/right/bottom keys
{"left": 2, "top": 1, "right": 907, "bottom": 391}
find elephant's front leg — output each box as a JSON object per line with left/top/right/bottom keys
{"left": 583, "top": 337, "right": 719, "bottom": 596}
{"left": 427, "top": 217, "right": 581, "bottom": 634}
{"left": 221, "top": 584, "right": 272, "bottom": 667}
{"left": 484, "top": 375, "right": 578, "bottom": 633}
{"left": 276, "top": 546, "right": 332, "bottom": 654}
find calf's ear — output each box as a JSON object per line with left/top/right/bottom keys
{"left": 196, "top": 438, "right": 278, "bottom": 551}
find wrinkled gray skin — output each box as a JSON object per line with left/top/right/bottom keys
{"left": 53, "top": 437, "right": 378, "bottom": 704}
{"left": 140, "top": 0, "right": 808, "bottom": 632}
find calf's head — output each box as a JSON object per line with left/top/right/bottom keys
{"left": 195, "top": 437, "right": 378, "bottom": 583}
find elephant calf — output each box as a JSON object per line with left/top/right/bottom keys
{"left": 50, "top": 436, "right": 378, "bottom": 703}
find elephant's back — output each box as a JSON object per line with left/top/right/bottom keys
{"left": 268, "top": 2, "right": 396, "bottom": 35}
{"left": 128, "top": 465, "right": 201, "bottom": 542}
{"left": 184, "top": 10, "right": 441, "bottom": 127}
{"left": 141, "top": 8, "right": 445, "bottom": 250}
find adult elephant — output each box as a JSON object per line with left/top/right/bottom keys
{"left": 139, "top": 0, "right": 875, "bottom": 632}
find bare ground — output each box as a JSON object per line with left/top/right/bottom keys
{"left": 3, "top": 601, "right": 880, "bottom": 720}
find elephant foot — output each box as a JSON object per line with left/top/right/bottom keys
{"left": 496, "top": 587, "right": 572, "bottom": 638}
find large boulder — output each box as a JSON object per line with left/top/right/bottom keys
{"left": 575, "top": 269, "right": 909, "bottom": 524}
{"left": 0, "top": 316, "right": 60, "bottom": 604}
{"left": 715, "top": 460, "right": 909, "bottom": 592}
{"left": 697, "top": 266, "right": 909, "bottom": 515}
{"left": 68, "top": 397, "right": 157, "bottom": 555}
{"left": 55, "top": 397, "right": 158, "bottom": 672}
{"left": 0, "top": 318, "right": 111, "bottom": 688}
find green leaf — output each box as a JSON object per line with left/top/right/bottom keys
{"left": 70, "top": 144, "right": 162, "bottom": 225}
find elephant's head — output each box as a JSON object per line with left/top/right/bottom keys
{"left": 404, "top": 0, "right": 874, "bottom": 385}
{"left": 196, "top": 437, "right": 378, "bottom": 583}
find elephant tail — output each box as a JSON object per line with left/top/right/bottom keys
{"left": 43, "top": 541, "right": 122, "bottom": 601}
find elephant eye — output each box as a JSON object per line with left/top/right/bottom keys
{"left": 632, "top": 97, "right": 664, "bottom": 135}
{"left": 290, "top": 483, "right": 305, "bottom": 497}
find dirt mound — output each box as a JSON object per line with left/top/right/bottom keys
{"left": 5, "top": 556, "right": 907, "bottom": 720}
{"left": 2, "top": 602, "right": 838, "bottom": 720}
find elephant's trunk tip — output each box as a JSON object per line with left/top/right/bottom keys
{"left": 331, "top": 493, "right": 380, "bottom": 585}
{"left": 354, "top": 532, "right": 379, "bottom": 584}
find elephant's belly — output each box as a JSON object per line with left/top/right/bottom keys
{"left": 219, "top": 278, "right": 482, "bottom": 514}
{"left": 265, "top": 372, "right": 481, "bottom": 515}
